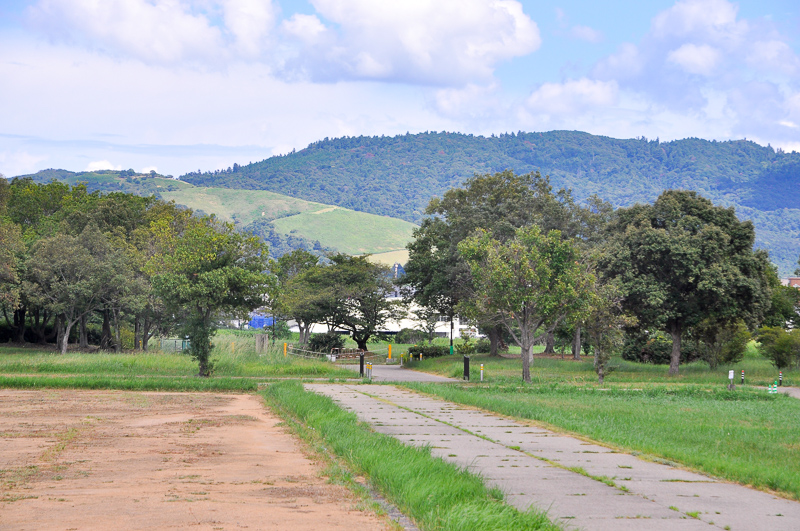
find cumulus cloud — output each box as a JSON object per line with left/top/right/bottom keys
{"left": 588, "top": 0, "right": 800, "bottom": 145}
{"left": 140, "top": 165, "right": 158, "bottom": 173}
{"left": 86, "top": 160, "right": 121, "bottom": 171}
{"left": 526, "top": 79, "right": 618, "bottom": 116}
{"left": 280, "top": 0, "right": 541, "bottom": 85}
{"left": 666, "top": 43, "right": 721, "bottom": 75}
{"left": 26, "top": 0, "right": 230, "bottom": 65}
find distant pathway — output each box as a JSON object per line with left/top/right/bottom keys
{"left": 341, "top": 363, "right": 459, "bottom": 383}
{"left": 308, "top": 383, "right": 800, "bottom": 531}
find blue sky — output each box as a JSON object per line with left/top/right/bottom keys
{"left": 1, "top": 0, "right": 798, "bottom": 177}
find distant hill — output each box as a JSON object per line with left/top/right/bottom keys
{"left": 14, "top": 169, "right": 416, "bottom": 258}
{"left": 178, "top": 131, "right": 800, "bottom": 274}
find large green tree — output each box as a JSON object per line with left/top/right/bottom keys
{"left": 403, "top": 170, "right": 599, "bottom": 356}
{"left": 459, "top": 226, "right": 592, "bottom": 382}
{"left": 272, "top": 249, "right": 320, "bottom": 344}
{"left": 602, "top": 190, "right": 772, "bottom": 375}
{"left": 302, "top": 254, "right": 402, "bottom": 351}
{"left": 147, "top": 217, "right": 273, "bottom": 376}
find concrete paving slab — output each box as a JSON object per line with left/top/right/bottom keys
{"left": 308, "top": 383, "right": 800, "bottom": 531}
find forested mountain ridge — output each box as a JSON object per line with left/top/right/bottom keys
{"left": 179, "top": 130, "right": 800, "bottom": 274}
{"left": 180, "top": 131, "right": 800, "bottom": 221}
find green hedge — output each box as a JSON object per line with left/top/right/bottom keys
{"left": 408, "top": 344, "right": 450, "bottom": 359}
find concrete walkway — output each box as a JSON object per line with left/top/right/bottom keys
{"left": 308, "top": 383, "right": 800, "bottom": 531}
{"left": 341, "top": 363, "right": 459, "bottom": 383}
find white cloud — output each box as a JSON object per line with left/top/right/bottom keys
{"left": 86, "top": 160, "right": 121, "bottom": 171}
{"left": 282, "top": 0, "right": 541, "bottom": 85}
{"left": 282, "top": 14, "right": 330, "bottom": 46}
{"left": 526, "top": 79, "right": 618, "bottom": 115}
{"left": 26, "top": 0, "right": 230, "bottom": 65}
{"left": 140, "top": 165, "right": 158, "bottom": 173}
{"left": 570, "top": 25, "right": 603, "bottom": 43}
{"left": 667, "top": 43, "right": 721, "bottom": 75}
{"left": 747, "top": 40, "right": 800, "bottom": 76}
{"left": 651, "top": 0, "right": 746, "bottom": 44}
{"left": 0, "top": 150, "right": 49, "bottom": 177}
{"left": 223, "top": 0, "right": 278, "bottom": 58}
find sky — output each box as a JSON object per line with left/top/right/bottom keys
{"left": 1, "top": 0, "right": 798, "bottom": 178}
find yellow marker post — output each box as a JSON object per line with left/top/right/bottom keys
{"left": 388, "top": 344, "right": 392, "bottom": 360}
{"left": 283, "top": 342, "right": 287, "bottom": 357}
{"left": 231, "top": 342, "right": 235, "bottom": 354}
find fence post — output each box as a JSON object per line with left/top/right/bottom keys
{"left": 359, "top": 353, "right": 365, "bottom": 377}
{"left": 463, "top": 355, "right": 470, "bottom": 381}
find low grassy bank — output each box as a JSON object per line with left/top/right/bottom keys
{"left": 401, "top": 382, "right": 800, "bottom": 500}
{"left": 263, "top": 381, "right": 561, "bottom": 531}
{"left": 0, "top": 374, "right": 257, "bottom": 391}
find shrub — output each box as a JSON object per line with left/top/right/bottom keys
{"left": 308, "top": 332, "right": 346, "bottom": 353}
{"left": 407, "top": 344, "right": 450, "bottom": 359}
{"left": 621, "top": 330, "right": 698, "bottom": 364}
{"left": 757, "top": 327, "right": 800, "bottom": 369}
{"left": 455, "top": 337, "right": 475, "bottom": 355}
{"left": 395, "top": 328, "right": 425, "bottom": 345}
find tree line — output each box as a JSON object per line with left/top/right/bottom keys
{"left": 3, "top": 172, "right": 799, "bottom": 381}
{"left": 401, "top": 170, "right": 799, "bottom": 382}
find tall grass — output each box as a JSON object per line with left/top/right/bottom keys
{"left": 402, "top": 382, "right": 800, "bottom": 500}
{"left": 264, "top": 381, "right": 561, "bottom": 531}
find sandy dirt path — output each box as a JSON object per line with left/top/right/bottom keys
{"left": 0, "top": 389, "right": 390, "bottom": 530}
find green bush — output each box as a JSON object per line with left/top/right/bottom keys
{"left": 395, "top": 327, "right": 426, "bottom": 344}
{"left": 308, "top": 332, "right": 346, "bottom": 353}
{"left": 757, "top": 327, "right": 800, "bottom": 369}
{"left": 622, "top": 330, "right": 698, "bottom": 364}
{"left": 408, "top": 344, "right": 450, "bottom": 359}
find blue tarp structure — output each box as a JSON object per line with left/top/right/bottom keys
{"left": 248, "top": 314, "right": 274, "bottom": 329}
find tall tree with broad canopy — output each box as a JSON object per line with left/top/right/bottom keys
{"left": 147, "top": 217, "right": 273, "bottom": 377}
{"left": 602, "top": 190, "right": 772, "bottom": 376}
{"left": 301, "top": 254, "right": 403, "bottom": 351}
{"left": 272, "top": 249, "right": 321, "bottom": 344}
{"left": 402, "top": 170, "right": 601, "bottom": 357}
{"left": 459, "top": 226, "right": 593, "bottom": 382}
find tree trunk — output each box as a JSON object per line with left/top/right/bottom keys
{"left": 79, "top": 314, "right": 89, "bottom": 349}
{"left": 60, "top": 318, "right": 76, "bottom": 355}
{"left": 572, "top": 326, "right": 582, "bottom": 360}
{"left": 544, "top": 330, "right": 555, "bottom": 354}
{"left": 142, "top": 316, "right": 152, "bottom": 351}
{"left": 355, "top": 335, "right": 368, "bottom": 351}
{"left": 521, "top": 342, "right": 532, "bottom": 383}
{"left": 598, "top": 365, "right": 605, "bottom": 384}
{"left": 134, "top": 317, "right": 141, "bottom": 350}
{"left": 111, "top": 309, "right": 122, "bottom": 353}
{"left": 101, "top": 309, "right": 112, "bottom": 349}
{"left": 55, "top": 314, "right": 65, "bottom": 349}
{"left": 488, "top": 325, "right": 502, "bottom": 357}
{"left": 13, "top": 307, "right": 26, "bottom": 343}
{"left": 669, "top": 324, "right": 682, "bottom": 376}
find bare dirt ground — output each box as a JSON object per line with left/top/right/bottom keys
{"left": 0, "top": 389, "right": 391, "bottom": 530}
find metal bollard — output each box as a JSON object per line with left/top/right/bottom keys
{"left": 480, "top": 363, "right": 484, "bottom": 382}
{"left": 463, "top": 355, "right": 470, "bottom": 381}
{"left": 779, "top": 372, "right": 783, "bottom": 386}
{"left": 741, "top": 369, "right": 744, "bottom": 385}
{"left": 359, "top": 353, "right": 365, "bottom": 377}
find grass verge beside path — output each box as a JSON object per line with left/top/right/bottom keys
{"left": 401, "top": 382, "right": 800, "bottom": 501}
{"left": 263, "top": 381, "right": 561, "bottom": 531}
{"left": 0, "top": 374, "right": 258, "bottom": 392}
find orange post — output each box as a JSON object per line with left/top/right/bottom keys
{"left": 283, "top": 342, "right": 287, "bottom": 357}
{"left": 388, "top": 344, "right": 392, "bottom": 360}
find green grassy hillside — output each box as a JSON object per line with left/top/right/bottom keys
{"left": 16, "top": 169, "right": 416, "bottom": 258}
{"left": 271, "top": 207, "right": 415, "bottom": 256}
